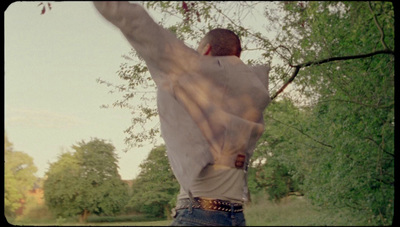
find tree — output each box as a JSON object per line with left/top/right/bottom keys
{"left": 248, "top": 98, "right": 306, "bottom": 201}
{"left": 43, "top": 138, "right": 129, "bottom": 223}
{"left": 126, "top": 145, "right": 179, "bottom": 219}
{"left": 4, "top": 133, "right": 38, "bottom": 220}
{"left": 269, "top": 2, "right": 394, "bottom": 225}
{"left": 97, "top": 1, "right": 394, "bottom": 225}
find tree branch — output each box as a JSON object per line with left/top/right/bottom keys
{"left": 271, "top": 66, "right": 300, "bottom": 100}
{"left": 368, "top": 1, "right": 389, "bottom": 50}
{"left": 266, "top": 113, "right": 334, "bottom": 149}
{"left": 294, "top": 49, "right": 394, "bottom": 68}
{"left": 364, "top": 136, "right": 394, "bottom": 158}
{"left": 318, "top": 98, "right": 394, "bottom": 110}
{"left": 271, "top": 45, "right": 294, "bottom": 65}
{"left": 271, "top": 49, "right": 394, "bottom": 100}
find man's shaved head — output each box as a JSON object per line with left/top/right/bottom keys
{"left": 198, "top": 28, "right": 242, "bottom": 58}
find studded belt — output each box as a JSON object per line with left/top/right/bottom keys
{"left": 175, "top": 197, "right": 244, "bottom": 213}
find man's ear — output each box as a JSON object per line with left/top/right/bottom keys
{"left": 201, "top": 43, "right": 212, "bottom": 56}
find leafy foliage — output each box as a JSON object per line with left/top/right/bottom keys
{"left": 97, "top": 50, "right": 158, "bottom": 150}
{"left": 4, "top": 133, "right": 38, "bottom": 219}
{"left": 127, "top": 145, "right": 179, "bottom": 218}
{"left": 267, "top": 2, "right": 394, "bottom": 225}
{"left": 97, "top": 1, "right": 394, "bottom": 225}
{"left": 249, "top": 3, "right": 394, "bottom": 225}
{"left": 43, "top": 138, "right": 129, "bottom": 222}
{"left": 249, "top": 99, "right": 307, "bottom": 201}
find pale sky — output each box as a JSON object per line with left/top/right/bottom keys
{"left": 5, "top": 2, "right": 157, "bottom": 180}
{"left": 5, "top": 2, "right": 278, "bottom": 180}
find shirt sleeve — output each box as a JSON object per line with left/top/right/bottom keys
{"left": 93, "top": 1, "right": 200, "bottom": 85}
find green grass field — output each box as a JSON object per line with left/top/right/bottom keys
{"left": 9, "top": 192, "right": 371, "bottom": 226}
{"left": 243, "top": 193, "right": 367, "bottom": 226}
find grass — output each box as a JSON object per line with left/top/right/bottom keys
{"left": 10, "top": 192, "right": 371, "bottom": 226}
{"left": 74, "top": 220, "right": 172, "bottom": 226}
{"left": 244, "top": 192, "right": 369, "bottom": 226}
{"left": 9, "top": 219, "right": 172, "bottom": 226}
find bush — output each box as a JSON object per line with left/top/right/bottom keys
{"left": 249, "top": 157, "right": 303, "bottom": 202}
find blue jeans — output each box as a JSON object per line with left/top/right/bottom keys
{"left": 170, "top": 207, "right": 246, "bottom": 226}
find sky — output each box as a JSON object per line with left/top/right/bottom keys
{"left": 4, "top": 1, "right": 276, "bottom": 180}
{"left": 4, "top": 2, "right": 157, "bottom": 180}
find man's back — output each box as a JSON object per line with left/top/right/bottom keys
{"left": 94, "top": 2, "right": 271, "bottom": 225}
{"left": 157, "top": 55, "right": 270, "bottom": 202}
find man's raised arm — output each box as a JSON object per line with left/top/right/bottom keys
{"left": 93, "top": 2, "right": 155, "bottom": 39}
{"left": 93, "top": 1, "right": 200, "bottom": 82}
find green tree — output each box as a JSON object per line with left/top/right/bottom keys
{"left": 43, "top": 138, "right": 129, "bottom": 223}
{"left": 127, "top": 145, "right": 179, "bottom": 218}
{"left": 97, "top": 1, "right": 394, "bottom": 225}
{"left": 4, "top": 133, "right": 38, "bottom": 220}
{"left": 270, "top": 2, "right": 394, "bottom": 225}
{"left": 249, "top": 99, "right": 307, "bottom": 201}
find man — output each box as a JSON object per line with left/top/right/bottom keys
{"left": 94, "top": 2, "right": 271, "bottom": 226}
